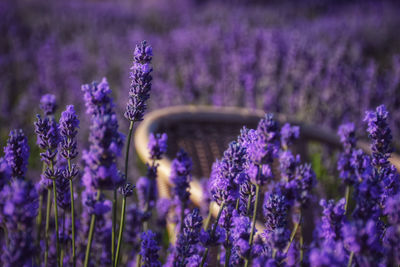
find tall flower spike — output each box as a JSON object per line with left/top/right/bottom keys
{"left": 125, "top": 40, "right": 153, "bottom": 122}
{"left": 82, "top": 78, "right": 124, "bottom": 190}
{"left": 59, "top": 105, "right": 80, "bottom": 160}
{"left": 170, "top": 149, "right": 193, "bottom": 205}
{"left": 139, "top": 230, "right": 161, "bottom": 267}
{"left": 317, "top": 198, "right": 346, "bottom": 242}
{"left": 4, "top": 129, "right": 30, "bottom": 178}
{"left": 231, "top": 210, "right": 252, "bottom": 259}
{"left": 34, "top": 115, "right": 59, "bottom": 165}
{"left": 364, "top": 105, "right": 393, "bottom": 169}
{"left": 337, "top": 122, "right": 358, "bottom": 185}
{"left": 262, "top": 187, "right": 290, "bottom": 251}
{"left": 174, "top": 208, "right": 203, "bottom": 266}
{"left": 210, "top": 141, "right": 248, "bottom": 207}
{"left": 40, "top": 93, "right": 57, "bottom": 116}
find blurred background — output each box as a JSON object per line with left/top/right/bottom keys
{"left": 1, "top": 0, "right": 400, "bottom": 177}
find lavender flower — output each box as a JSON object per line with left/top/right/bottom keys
{"left": 210, "top": 141, "right": 247, "bottom": 206}
{"left": 170, "top": 149, "right": 193, "bottom": 205}
{"left": 59, "top": 105, "right": 79, "bottom": 161}
{"left": 139, "top": 230, "right": 161, "bottom": 267}
{"left": 4, "top": 129, "right": 29, "bottom": 178}
{"left": 40, "top": 93, "right": 57, "bottom": 116}
{"left": 200, "top": 225, "right": 225, "bottom": 247}
{"left": 231, "top": 210, "right": 252, "bottom": 258}
{"left": 118, "top": 182, "right": 135, "bottom": 197}
{"left": 255, "top": 113, "right": 280, "bottom": 164}
{"left": 317, "top": 198, "right": 346, "bottom": 242}
{"left": 82, "top": 78, "right": 124, "bottom": 190}
{"left": 262, "top": 188, "right": 290, "bottom": 251}
{"left": 137, "top": 163, "right": 158, "bottom": 211}
{"left": 0, "top": 179, "right": 38, "bottom": 229}
{"left": 82, "top": 189, "right": 112, "bottom": 216}
{"left": 238, "top": 180, "right": 256, "bottom": 216}
{"left": 383, "top": 225, "right": 400, "bottom": 266}
{"left": 385, "top": 194, "right": 400, "bottom": 225}
{"left": 2, "top": 231, "right": 36, "bottom": 267}
{"left": 174, "top": 208, "right": 203, "bottom": 266}
{"left": 56, "top": 176, "right": 71, "bottom": 210}
{"left": 364, "top": 105, "right": 393, "bottom": 169}
{"left": 342, "top": 219, "right": 385, "bottom": 265}
{"left": 34, "top": 115, "right": 59, "bottom": 166}
{"left": 337, "top": 123, "right": 358, "bottom": 185}
{"left": 148, "top": 132, "right": 167, "bottom": 160}
{"left": 309, "top": 241, "right": 347, "bottom": 267}
{"left": 125, "top": 40, "right": 153, "bottom": 122}
{"left": 280, "top": 123, "right": 300, "bottom": 150}
{"left": 156, "top": 197, "right": 171, "bottom": 227}
{"left": 296, "top": 163, "right": 316, "bottom": 207}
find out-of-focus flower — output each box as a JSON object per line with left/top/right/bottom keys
{"left": 82, "top": 78, "right": 124, "bottom": 190}
{"left": 40, "top": 93, "right": 57, "bottom": 116}
{"left": 4, "top": 129, "right": 29, "bottom": 178}
{"left": 148, "top": 133, "right": 167, "bottom": 160}
{"left": 139, "top": 230, "right": 161, "bottom": 267}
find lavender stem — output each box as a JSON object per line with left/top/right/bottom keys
{"left": 284, "top": 211, "right": 302, "bottom": 254}
{"left": 200, "top": 202, "right": 226, "bottom": 267}
{"left": 347, "top": 251, "right": 354, "bottom": 267}
{"left": 344, "top": 185, "right": 350, "bottom": 215}
{"left": 45, "top": 189, "right": 52, "bottom": 267}
{"left": 84, "top": 190, "right": 101, "bottom": 267}
{"left": 114, "top": 196, "right": 127, "bottom": 267}
{"left": 244, "top": 183, "right": 260, "bottom": 267}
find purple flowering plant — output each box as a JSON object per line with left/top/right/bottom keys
{"left": 1, "top": 36, "right": 400, "bottom": 267}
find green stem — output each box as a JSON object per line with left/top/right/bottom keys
{"left": 199, "top": 202, "right": 226, "bottom": 267}
{"left": 347, "top": 251, "right": 354, "bottom": 267}
{"left": 244, "top": 184, "right": 260, "bottom": 267}
{"left": 246, "top": 194, "right": 252, "bottom": 216}
{"left": 67, "top": 158, "right": 76, "bottom": 267}
{"left": 125, "top": 120, "right": 134, "bottom": 179}
{"left": 224, "top": 248, "right": 232, "bottom": 267}
{"left": 299, "top": 223, "right": 304, "bottom": 264}
{"left": 179, "top": 201, "right": 186, "bottom": 233}
{"left": 112, "top": 189, "right": 117, "bottom": 265}
{"left": 45, "top": 189, "right": 52, "bottom": 267}
{"left": 143, "top": 160, "right": 156, "bottom": 231}
{"left": 344, "top": 185, "right": 350, "bottom": 215}
{"left": 113, "top": 121, "right": 135, "bottom": 265}
{"left": 36, "top": 192, "right": 43, "bottom": 246}
{"left": 84, "top": 190, "right": 101, "bottom": 267}
{"left": 52, "top": 179, "right": 60, "bottom": 267}
{"left": 60, "top": 212, "right": 65, "bottom": 267}
{"left": 136, "top": 254, "right": 142, "bottom": 267}
{"left": 284, "top": 211, "right": 302, "bottom": 254}
{"left": 204, "top": 203, "right": 212, "bottom": 230}
{"left": 114, "top": 196, "right": 127, "bottom": 267}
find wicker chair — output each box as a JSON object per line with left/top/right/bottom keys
{"left": 134, "top": 105, "right": 400, "bottom": 238}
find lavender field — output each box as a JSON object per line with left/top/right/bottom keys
{"left": 1, "top": 0, "right": 400, "bottom": 266}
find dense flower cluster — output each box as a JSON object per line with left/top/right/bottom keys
{"left": 82, "top": 78, "right": 124, "bottom": 190}
{"left": 1, "top": 29, "right": 400, "bottom": 267}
